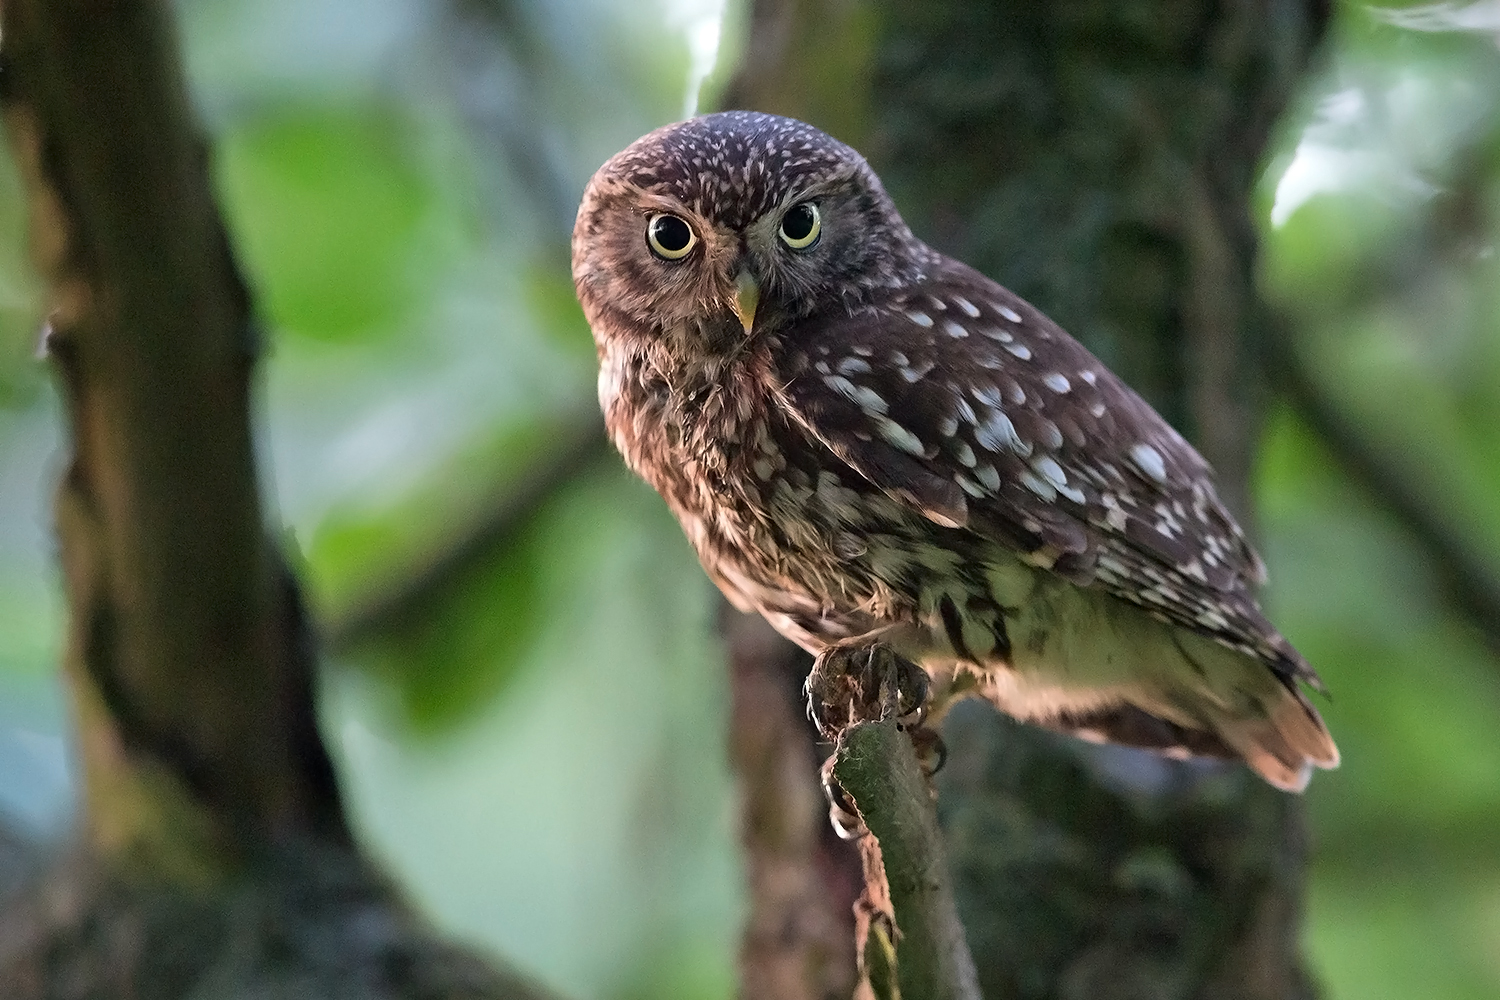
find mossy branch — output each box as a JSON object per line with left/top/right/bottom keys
{"left": 832, "top": 719, "right": 981, "bottom": 1000}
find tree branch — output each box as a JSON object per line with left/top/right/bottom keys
{"left": 326, "top": 417, "right": 609, "bottom": 649}
{"left": 833, "top": 720, "right": 981, "bottom": 1000}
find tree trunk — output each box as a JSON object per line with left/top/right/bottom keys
{"left": 0, "top": 2, "right": 557, "bottom": 996}
{"left": 724, "top": 0, "right": 1330, "bottom": 996}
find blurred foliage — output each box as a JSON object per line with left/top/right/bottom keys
{"left": 1255, "top": 5, "right": 1500, "bottom": 998}
{"left": 0, "top": 0, "right": 1498, "bottom": 998}
{"left": 219, "top": 106, "right": 445, "bottom": 340}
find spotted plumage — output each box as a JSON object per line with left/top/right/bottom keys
{"left": 573, "top": 111, "right": 1338, "bottom": 791}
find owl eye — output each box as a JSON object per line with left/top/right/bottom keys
{"left": 647, "top": 213, "right": 697, "bottom": 260}
{"left": 778, "top": 203, "right": 821, "bottom": 250}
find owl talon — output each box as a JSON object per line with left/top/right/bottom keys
{"left": 806, "top": 642, "right": 930, "bottom": 741}
{"left": 820, "top": 757, "right": 865, "bottom": 840}
{"left": 909, "top": 726, "right": 948, "bottom": 778}
{"left": 894, "top": 655, "right": 929, "bottom": 727}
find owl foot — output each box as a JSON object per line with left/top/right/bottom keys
{"left": 806, "top": 642, "right": 928, "bottom": 740}
{"left": 820, "top": 756, "right": 865, "bottom": 841}
{"left": 814, "top": 654, "right": 949, "bottom": 841}
{"left": 909, "top": 725, "right": 948, "bottom": 777}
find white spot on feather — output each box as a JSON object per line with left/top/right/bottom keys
{"left": 974, "top": 410, "right": 1030, "bottom": 457}
{"left": 1129, "top": 443, "right": 1167, "bottom": 483}
{"left": 905, "top": 310, "right": 934, "bottom": 327}
{"left": 1003, "top": 342, "right": 1032, "bottom": 360}
{"left": 1020, "top": 470, "right": 1057, "bottom": 500}
{"left": 901, "top": 359, "right": 936, "bottom": 382}
{"left": 1044, "top": 373, "right": 1071, "bottom": 393}
{"left": 972, "top": 386, "right": 1003, "bottom": 408}
{"left": 1196, "top": 608, "right": 1230, "bottom": 630}
{"left": 825, "top": 375, "right": 888, "bottom": 415}
{"left": 875, "top": 416, "right": 925, "bottom": 455}
{"left": 1032, "top": 455, "right": 1068, "bottom": 490}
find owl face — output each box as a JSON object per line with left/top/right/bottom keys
{"left": 573, "top": 111, "right": 923, "bottom": 358}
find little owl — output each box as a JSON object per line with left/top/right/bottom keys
{"left": 571, "top": 111, "right": 1338, "bottom": 791}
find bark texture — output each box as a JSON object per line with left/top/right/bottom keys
{"left": 0, "top": 2, "right": 558, "bottom": 996}
{"left": 725, "top": 0, "right": 1331, "bottom": 996}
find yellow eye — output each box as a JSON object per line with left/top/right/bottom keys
{"left": 647, "top": 213, "right": 697, "bottom": 260}
{"left": 779, "top": 202, "right": 821, "bottom": 249}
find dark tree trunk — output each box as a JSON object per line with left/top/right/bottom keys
{"left": 0, "top": 2, "right": 557, "bottom": 996}
{"left": 724, "top": 1, "right": 1331, "bottom": 996}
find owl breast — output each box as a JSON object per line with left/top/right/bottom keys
{"left": 599, "top": 332, "right": 1018, "bottom": 662}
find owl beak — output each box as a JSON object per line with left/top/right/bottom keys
{"left": 732, "top": 270, "right": 760, "bottom": 334}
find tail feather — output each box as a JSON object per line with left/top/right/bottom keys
{"left": 979, "top": 575, "right": 1341, "bottom": 792}
{"left": 1205, "top": 686, "right": 1339, "bottom": 792}
{"left": 1014, "top": 640, "right": 1340, "bottom": 792}
{"left": 1153, "top": 629, "right": 1339, "bottom": 792}
{"left": 1044, "top": 689, "right": 1338, "bottom": 793}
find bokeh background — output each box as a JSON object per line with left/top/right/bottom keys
{"left": 1, "top": 1, "right": 1498, "bottom": 998}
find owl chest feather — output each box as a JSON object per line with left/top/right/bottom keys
{"left": 601, "top": 339, "right": 906, "bottom": 636}
{"left": 601, "top": 335, "right": 1026, "bottom": 662}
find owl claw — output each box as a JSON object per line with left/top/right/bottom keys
{"left": 820, "top": 757, "right": 865, "bottom": 841}
{"left": 910, "top": 726, "right": 948, "bottom": 777}
{"left": 806, "top": 642, "right": 930, "bottom": 740}
{"left": 808, "top": 644, "right": 950, "bottom": 838}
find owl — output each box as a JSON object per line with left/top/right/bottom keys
{"left": 572, "top": 111, "right": 1338, "bottom": 791}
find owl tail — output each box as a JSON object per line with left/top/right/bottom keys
{"left": 1040, "top": 635, "right": 1340, "bottom": 792}
{"left": 1047, "top": 689, "right": 1338, "bottom": 792}
{"left": 1197, "top": 683, "right": 1339, "bottom": 792}
{"left": 1161, "top": 631, "right": 1340, "bottom": 792}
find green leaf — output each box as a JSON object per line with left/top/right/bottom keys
{"left": 216, "top": 106, "right": 443, "bottom": 340}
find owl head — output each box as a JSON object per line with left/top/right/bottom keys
{"left": 572, "top": 111, "right": 925, "bottom": 358}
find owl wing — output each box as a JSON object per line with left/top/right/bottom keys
{"left": 774, "top": 261, "right": 1316, "bottom": 686}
